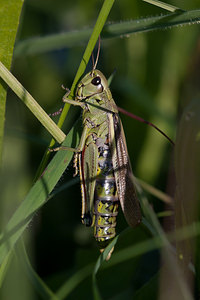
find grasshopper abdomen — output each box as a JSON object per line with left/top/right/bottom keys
{"left": 93, "top": 146, "right": 119, "bottom": 248}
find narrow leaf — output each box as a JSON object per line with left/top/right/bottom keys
{"left": 0, "top": 61, "right": 66, "bottom": 144}
{"left": 174, "top": 98, "right": 200, "bottom": 288}
{"left": 16, "top": 240, "right": 59, "bottom": 300}
{"left": 142, "top": 0, "right": 183, "bottom": 12}
{"left": 14, "top": 9, "right": 200, "bottom": 57}
{"left": 0, "top": 119, "right": 81, "bottom": 265}
{"left": 0, "top": 0, "right": 24, "bottom": 163}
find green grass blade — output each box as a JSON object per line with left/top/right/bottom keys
{"left": 0, "top": 118, "right": 81, "bottom": 265}
{"left": 0, "top": 61, "right": 66, "bottom": 144}
{"left": 14, "top": 9, "right": 200, "bottom": 57}
{"left": 16, "top": 240, "right": 59, "bottom": 300}
{"left": 174, "top": 98, "right": 200, "bottom": 289}
{"left": 142, "top": 0, "right": 183, "bottom": 12}
{"left": 102, "top": 9, "right": 200, "bottom": 38}
{"left": 57, "top": 0, "right": 115, "bottom": 126}
{"left": 54, "top": 221, "right": 200, "bottom": 298}
{"left": 56, "top": 264, "right": 94, "bottom": 299}
{"left": 0, "top": 0, "right": 24, "bottom": 164}
{"left": 0, "top": 252, "right": 12, "bottom": 288}
{"left": 0, "top": 0, "right": 24, "bottom": 290}
{"left": 101, "top": 223, "right": 200, "bottom": 268}
{"left": 92, "top": 236, "right": 119, "bottom": 299}
{"left": 137, "top": 178, "right": 173, "bottom": 204}
{"left": 134, "top": 272, "right": 159, "bottom": 299}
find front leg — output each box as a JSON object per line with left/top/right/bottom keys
{"left": 63, "top": 96, "right": 85, "bottom": 109}
{"left": 49, "top": 125, "right": 88, "bottom": 153}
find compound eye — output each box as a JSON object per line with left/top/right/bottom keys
{"left": 91, "top": 76, "right": 101, "bottom": 86}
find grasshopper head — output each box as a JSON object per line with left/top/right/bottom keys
{"left": 76, "top": 70, "right": 108, "bottom": 100}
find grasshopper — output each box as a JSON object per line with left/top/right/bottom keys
{"left": 51, "top": 56, "right": 142, "bottom": 257}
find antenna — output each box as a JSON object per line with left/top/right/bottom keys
{"left": 91, "top": 52, "right": 95, "bottom": 70}
{"left": 92, "top": 36, "right": 101, "bottom": 74}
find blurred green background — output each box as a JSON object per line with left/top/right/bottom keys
{"left": 1, "top": 0, "right": 200, "bottom": 299}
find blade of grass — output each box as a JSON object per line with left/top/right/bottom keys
{"left": 136, "top": 167, "right": 194, "bottom": 298}
{"left": 0, "top": 0, "right": 25, "bottom": 288}
{"left": 56, "top": 264, "right": 94, "bottom": 299}
{"left": 14, "top": 9, "right": 200, "bottom": 57}
{"left": 101, "top": 222, "right": 200, "bottom": 268}
{"left": 137, "top": 178, "right": 173, "bottom": 204}
{"left": 142, "top": 0, "right": 183, "bottom": 12}
{"left": 102, "top": 9, "right": 200, "bottom": 38}
{"left": 0, "top": 118, "right": 81, "bottom": 265}
{"left": 174, "top": 98, "right": 200, "bottom": 290}
{"left": 0, "top": 61, "right": 66, "bottom": 144}
{"left": 56, "top": 0, "right": 116, "bottom": 128}
{"left": 0, "top": 0, "right": 24, "bottom": 164}
{"left": 91, "top": 222, "right": 200, "bottom": 298}
{"left": 0, "top": 251, "right": 12, "bottom": 288}
{"left": 134, "top": 272, "right": 159, "bottom": 299}
{"left": 92, "top": 236, "right": 119, "bottom": 299}
{"left": 54, "top": 220, "right": 200, "bottom": 298}
{"left": 16, "top": 240, "right": 59, "bottom": 300}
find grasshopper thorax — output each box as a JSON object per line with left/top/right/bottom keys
{"left": 76, "top": 70, "right": 108, "bottom": 100}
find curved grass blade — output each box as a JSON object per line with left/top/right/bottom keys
{"left": 91, "top": 221, "right": 200, "bottom": 299}
{"left": 102, "top": 9, "right": 200, "bottom": 38}
{"left": 134, "top": 272, "right": 159, "bottom": 299}
{"left": 0, "top": 0, "right": 24, "bottom": 163}
{"left": 56, "top": 0, "right": 115, "bottom": 127}
{"left": 14, "top": 9, "right": 200, "bottom": 57}
{"left": 0, "top": 61, "right": 66, "bottom": 144}
{"left": 92, "top": 236, "right": 119, "bottom": 300}
{"left": 16, "top": 240, "right": 59, "bottom": 300}
{"left": 98, "top": 223, "right": 200, "bottom": 268}
{"left": 0, "top": 0, "right": 25, "bottom": 288}
{"left": 137, "top": 178, "right": 173, "bottom": 204}
{"left": 53, "top": 221, "right": 200, "bottom": 298}
{"left": 174, "top": 98, "right": 200, "bottom": 290}
{"left": 142, "top": 0, "right": 183, "bottom": 12}
{"left": 0, "top": 251, "right": 12, "bottom": 288}
{"left": 0, "top": 118, "right": 81, "bottom": 265}
{"left": 56, "top": 264, "right": 94, "bottom": 299}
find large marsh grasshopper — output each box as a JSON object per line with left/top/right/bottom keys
{"left": 51, "top": 65, "right": 142, "bottom": 257}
